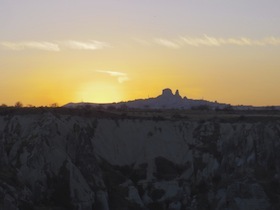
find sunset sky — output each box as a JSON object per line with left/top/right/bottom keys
{"left": 1, "top": 0, "right": 280, "bottom": 106}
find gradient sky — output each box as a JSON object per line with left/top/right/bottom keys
{"left": 1, "top": 0, "right": 280, "bottom": 106}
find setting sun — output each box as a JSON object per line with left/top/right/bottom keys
{"left": 1, "top": 0, "right": 280, "bottom": 106}
{"left": 76, "top": 82, "right": 124, "bottom": 103}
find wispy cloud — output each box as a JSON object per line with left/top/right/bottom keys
{"left": 153, "top": 35, "right": 280, "bottom": 48}
{"left": 96, "top": 70, "right": 129, "bottom": 83}
{"left": 0, "top": 40, "right": 111, "bottom": 51}
{"left": 154, "top": 38, "right": 181, "bottom": 49}
{"left": 0, "top": 41, "right": 60, "bottom": 51}
{"left": 179, "top": 35, "right": 269, "bottom": 47}
{"left": 262, "top": 37, "right": 280, "bottom": 46}
{"left": 62, "top": 40, "right": 110, "bottom": 50}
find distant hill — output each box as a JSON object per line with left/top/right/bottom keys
{"left": 64, "top": 88, "right": 230, "bottom": 110}
{"left": 64, "top": 88, "right": 280, "bottom": 111}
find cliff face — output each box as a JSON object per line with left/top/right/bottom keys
{"left": 0, "top": 112, "right": 280, "bottom": 210}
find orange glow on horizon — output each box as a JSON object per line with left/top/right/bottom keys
{"left": 75, "top": 82, "right": 124, "bottom": 103}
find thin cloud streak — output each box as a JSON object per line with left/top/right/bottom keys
{"left": 62, "top": 40, "right": 110, "bottom": 50}
{"left": 153, "top": 35, "right": 280, "bottom": 48}
{"left": 0, "top": 41, "right": 60, "bottom": 51}
{"left": 96, "top": 70, "right": 129, "bottom": 83}
{"left": 154, "top": 38, "right": 180, "bottom": 49}
{"left": 0, "top": 40, "right": 110, "bottom": 51}
{"left": 179, "top": 35, "right": 267, "bottom": 47}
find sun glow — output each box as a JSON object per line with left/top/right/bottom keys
{"left": 76, "top": 82, "right": 123, "bottom": 103}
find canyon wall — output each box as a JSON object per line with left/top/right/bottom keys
{"left": 0, "top": 112, "right": 280, "bottom": 209}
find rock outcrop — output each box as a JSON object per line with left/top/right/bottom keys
{"left": 175, "top": 89, "right": 182, "bottom": 99}
{"left": 0, "top": 111, "right": 280, "bottom": 209}
{"left": 162, "top": 88, "right": 174, "bottom": 97}
{"left": 159, "top": 89, "right": 182, "bottom": 101}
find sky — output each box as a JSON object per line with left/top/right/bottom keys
{"left": 1, "top": 0, "right": 280, "bottom": 106}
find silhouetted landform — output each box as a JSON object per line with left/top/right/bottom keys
{"left": 1, "top": 108, "right": 280, "bottom": 209}
{"left": 64, "top": 88, "right": 280, "bottom": 111}
{"left": 65, "top": 88, "right": 227, "bottom": 110}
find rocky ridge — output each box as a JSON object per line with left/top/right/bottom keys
{"left": 65, "top": 88, "right": 228, "bottom": 110}
{"left": 65, "top": 88, "right": 280, "bottom": 111}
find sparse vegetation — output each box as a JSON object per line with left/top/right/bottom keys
{"left": 14, "top": 101, "right": 23, "bottom": 108}
{"left": 50, "top": 103, "right": 58, "bottom": 108}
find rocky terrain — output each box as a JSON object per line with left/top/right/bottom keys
{"left": 1, "top": 108, "right": 280, "bottom": 210}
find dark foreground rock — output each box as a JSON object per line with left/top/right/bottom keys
{"left": 0, "top": 111, "right": 280, "bottom": 209}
